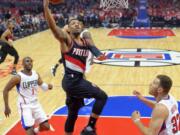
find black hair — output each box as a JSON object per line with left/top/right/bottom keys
{"left": 157, "top": 75, "right": 172, "bottom": 94}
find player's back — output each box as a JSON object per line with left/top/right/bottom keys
{"left": 16, "top": 70, "right": 39, "bottom": 104}
{"left": 158, "top": 95, "right": 180, "bottom": 135}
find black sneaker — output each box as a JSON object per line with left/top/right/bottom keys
{"left": 11, "top": 69, "right": 17, "bottom": 75}
{"left": 51, "top": 66, "right": 57, "bottom": 76}
{"left": 80, "top": 126, "right": 96, "bottom": 135}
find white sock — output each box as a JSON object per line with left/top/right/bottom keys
{"left": 34, "top": 127, "right": 39, "bottom": 133}
{"left": 50, "top": 124, "right": 55, "bottom": 131}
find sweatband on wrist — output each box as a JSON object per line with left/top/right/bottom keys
{"left": 134, "top": 118, "right": 140, "bottom": 123}
{"left": 40, "top": 83, "right": 48, "bottom": 91}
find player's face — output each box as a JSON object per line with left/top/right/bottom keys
{"left": 23, "top": 57, "right": 33, "bottom": 71}
{"left": 68, "top": 20, "right": 83, "bottom": 35}
{"left": 149, "top": 78, "right": 160, "bottom": 96}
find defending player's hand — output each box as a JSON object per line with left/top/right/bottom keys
{"left": 131, "top": 111, "right": 141, "bottom": 123}
{"left": 133, "top": 90, "right": 143, "bottom": 100}
{"left": 48, "top": 84, "right": 53, "bottom": 90}
{"left": 97, "top": 53, "right": 107, "bottom": 61}
{"left": 4, "top": 106, "right": 11, "bottom": 117}
{"left": 43, "top": 0, "right": 49, "bottom": 8}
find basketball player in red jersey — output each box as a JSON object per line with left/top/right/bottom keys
{"left": 44, "top": 0, "right": 107, "bottom": 135}
{"left": 0, "top": 20, "right": 19, "bottom": 75}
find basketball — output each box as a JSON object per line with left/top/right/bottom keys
{"left": 49, "top": 0, "right": 64, "bottom": 4}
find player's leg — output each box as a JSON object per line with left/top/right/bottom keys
{"left": 64, "top": 96, "right": 83, "bottom": 135}
{"left": 0, "top": 51, "right": 7, "bottom": 64}
{"left": 38, "top": 120, "right": 50, "bottom": 132}
{"left": 25, "top": 127, "right": 36, "bottom": 135}
{"left": 0, "top": 41, "right": 8, "bottom": 64}
{"left": 69, "top": 78, "right": 107, "bottom": 135}
{"left": 18, "top": 103, "right": 35, "bottom": 135}
{"left": 33, "top": 102, "right": 50, "bottom": 133}
{"left": 7, "top": 46, "right": 19, "bottom": 75}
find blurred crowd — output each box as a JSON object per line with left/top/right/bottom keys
{"left": 148, "top": 0, "right": 180, "bottom": 27}
{"left": 0, "top": 0, "right": 180, "bottom": 39}
{"left": 50, "top": 0, "right": 137, "bottom": 28}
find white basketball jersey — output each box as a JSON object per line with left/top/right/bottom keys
{"left": 16, "top": 70, "right": 39, "bottom": 104}
{"left": 158, "top": 95, "right": 180, "bottom": 135}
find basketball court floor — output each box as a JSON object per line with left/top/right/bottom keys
{"left": 0, "top": 28, "right": 180, "bottom": 135}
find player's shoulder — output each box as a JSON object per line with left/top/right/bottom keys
{"left": 155, "top": 103, "right": 168, "bottom": 110}
{"left": 153, "top": 103, "right": 169, "bottom": 116}
{"left": 17, "top": 71, "right": 23, "bottom": 76}
{"left": 10, "top": 74, "right": 21, "bottom": 83}
{"left": 32, "top": 70, "right": 39, "bottom": 75}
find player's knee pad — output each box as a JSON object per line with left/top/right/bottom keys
{"left": 92, "top": 90, "right": 107, "bottom": 115}
{"left": 96, "top": 90, "right": 108, "bottom": 102}
{"left": 66, "top": 97, "right": 84, "bottom": 109}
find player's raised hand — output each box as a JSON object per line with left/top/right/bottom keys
{"left": 133, "top": 90, "right": 142, "bottom": 96}
{"left": 4, "top": 106, "right": 11, "bottom": 117}
{"left": 131, "top": 110, "right": 141, "bottom": 123}
{"left": 97, "top": 53, "right": 107, "bottom": 61}
{"left": 133, "top": 90, "right": 143, "bottom": 100}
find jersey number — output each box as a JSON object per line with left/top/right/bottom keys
{"left": 171, "top": 113, "right": 180, "bottom": 133}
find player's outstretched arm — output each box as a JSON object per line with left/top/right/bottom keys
{"left": 83, "top": 31, "right": 106, "bottom": 61}
{"left": 132, "top": 104, "right": 168, "bottom": 135}
{"left": 37, "top": 73, "right": 53, "bottom": 91}
{"left": 43, "top": 0, "right": 68, "bottom": 42}
{"left": 3, "top": 75, "right": 20, "bottom": 117}
{"left": 133, "top": 90, "right": 156, "bottom": 108}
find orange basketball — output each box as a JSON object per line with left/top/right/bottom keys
{"left": 49, "top": 0, "right": 64, "bottom": 4}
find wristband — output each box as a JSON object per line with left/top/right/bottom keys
{"left": 134, "top": 118, "right": 140, "bottom": 123}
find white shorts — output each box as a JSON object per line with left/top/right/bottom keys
{"left": 18, "top": 100, "right": 48, "bottom": 129}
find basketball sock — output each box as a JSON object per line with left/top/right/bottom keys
{"left": 34, "top": 127, "right": 39, "bottom": 133}
{"left": 50, "top": 124, "right": 55, "bottom": 131}
{"left": 87, "top": 116, "right": 97, "bottom": 129}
